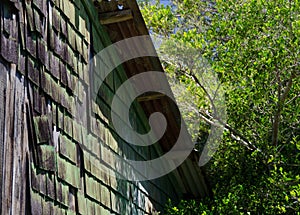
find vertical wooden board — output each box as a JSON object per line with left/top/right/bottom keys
{"left": 11, "top": 70, "right": 29, "bottom": 214}
{"left": 1, "top": 63, "right": 16, "bottom": 214}
{"left": 0, "top": 60, "right": 7, "bottom": 211}
{"left": 1, "top": 64, "right": 28, "bottom": 214}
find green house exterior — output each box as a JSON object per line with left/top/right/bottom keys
{"left": 0, "top": 0, "right": 209, "bottom": 214}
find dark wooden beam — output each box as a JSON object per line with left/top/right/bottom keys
{"left": 99, "top": 9, "right": 133, "bottom": 25}
{"left": 137, "top": 93, "right": 166, "bottom": 102}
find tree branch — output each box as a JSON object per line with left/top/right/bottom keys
{"left": 162, "top": 59, "right": 265, "bottom": 153}
{"left": 198, "top": 110, "right": 263, "bottom": 153}
{"left": 272, "top": 72, "right": 295, "bottom": 145}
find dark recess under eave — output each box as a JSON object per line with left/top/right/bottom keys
{"left": 94, "top": 0, "right": 210, "bottom": 199}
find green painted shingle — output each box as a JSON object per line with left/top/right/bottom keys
{"left": 38, "top": 145, "right": 55, "bottom": 171}
{"left": 59, "top": 135, "right": 77, "bottom": 164}
{"left": 57, "top": 156, "right": 80, "bottom": 189}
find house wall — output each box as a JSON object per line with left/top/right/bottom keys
{"left": 0, "top": 0, "right": 179, "bottom": 214}
{"left": 0, "top": 59, "right": 7, "bottom": 212}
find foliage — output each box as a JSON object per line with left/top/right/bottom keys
{"left": 139, "top": 0, "right": 300, "bottom": 214}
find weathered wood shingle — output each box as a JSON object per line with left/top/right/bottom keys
{"left": 1, "top": 0, "right": 207, "bottom": 214}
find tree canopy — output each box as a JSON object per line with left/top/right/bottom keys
{"left": 139, "top": 0, "right": 300, "bottom": 214}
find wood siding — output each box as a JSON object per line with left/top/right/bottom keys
{"left": 0, "top": 0, "right": 186, "bottom": 214}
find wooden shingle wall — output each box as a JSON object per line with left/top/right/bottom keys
{"left": 0, "top": 0, "right": 179, "bottom": 214}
